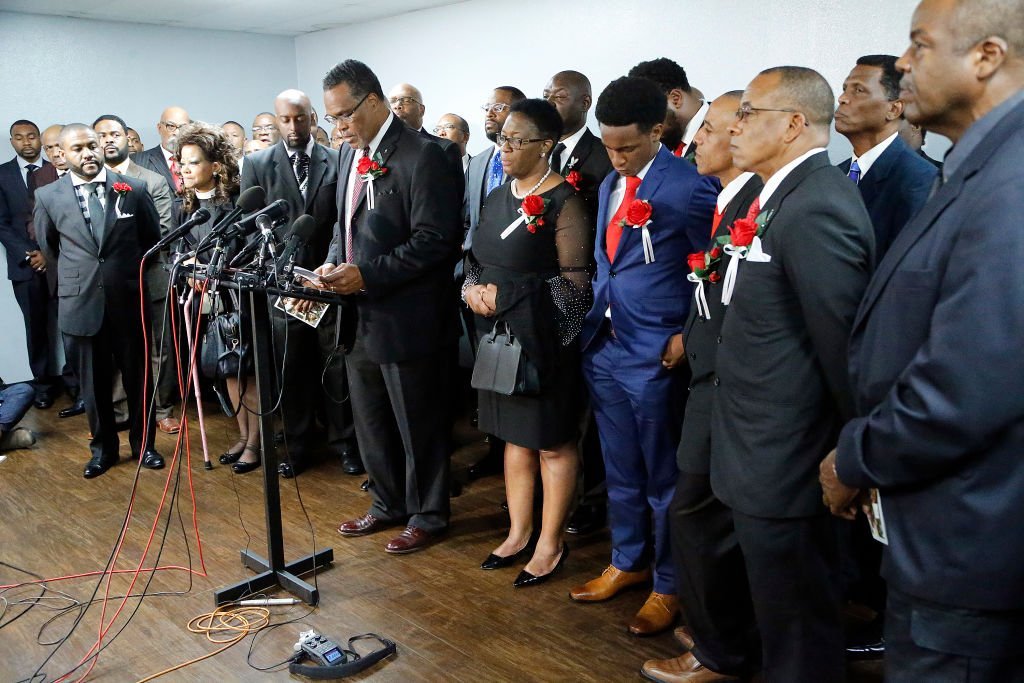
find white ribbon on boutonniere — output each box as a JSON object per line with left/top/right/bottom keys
{"left": 686, "top": 248, "right": 723, "bottom": 319}
{"left": 687, "top": 271, "right": 711, "bottom": 319}
{"left": 720, "top": 213, "right": 772, "bottom": 306}
{"left": 500, "top": 209, "right": 526, "bottom": 240}
{"left": 502, "top": 193, "right": 549, "bottom": 239}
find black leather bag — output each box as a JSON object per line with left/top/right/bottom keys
{"left": 470, "top": 321, "right": 540, "bottom": 396}
{"left": 200, "top": 311, "right": 251, "bottom": 380}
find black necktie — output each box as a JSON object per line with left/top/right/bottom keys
{"left": 25, "top": 164, "right": 39, "bottom": 196}
{"left": 550, "top": 142, "right": 566, "bottom": 173}
{"left": 292, "top": 151, "right": 310, "bottom": 197}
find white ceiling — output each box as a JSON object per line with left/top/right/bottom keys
{"left": 0, "top": 0, "right": 469, "bottom": 36}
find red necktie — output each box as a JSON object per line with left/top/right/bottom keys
{"left": 346, "top": 148, "right": 369, "bottom": 263}
{"left": 673, "top": 143, "right": 685, "bottom": 158}
{"left": 745, "top": 197, "right": 761, "bottom": 221}
{"left": 605, "top": 175, "right": 642, "bottom": 262}
{"left": 168, "top": 156, "right": 182, "bottom": 193}
{"left": 711, "top": 206, "right": 724, "bottom": 236}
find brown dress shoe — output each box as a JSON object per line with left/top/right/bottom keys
{"left": 385, "top": 526, "right": 433, "bottom": 554}
{"left": 569, "top": 565, "right": 651, "bottom": 602}
{"left": 157, "top": 417, "right": 180, "bottom": 434}
{"left": 629, "top": 591, "right": 679, "bottom": 636}
{"left": 337, "top": 513, "right": 389, "bottom": 537}
{"left": 641, "top": 652, "right": 738, "bottom": 682}
{"left": 673, "top": 626, "right": 695, "bottom": 651}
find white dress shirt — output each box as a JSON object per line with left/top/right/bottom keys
{"left": 759, "top": 147, "right": 827, "bottom": 206}
{"left": 716, "top": 172, "right": 756, "bottom": 214}
{"left": 17, "top": 155, "right": 43, "bottom": 186}
{"left": 682, "top": 100, "right": 710, "bottom": 149}
{"left": 850, "top": 131, "right": 898, "bottom": 180}
{"left": 557, "top": 125, "right": 589, "bottom": 171}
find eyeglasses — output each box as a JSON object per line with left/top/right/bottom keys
{"left": 734, "top": 104, "right": 804, "bottom": 122}
{"left": 324, "top": 93, "right": 370, "bottom": 125}
{"left": 481, "top": 103, "right": 511, "bottom": 115}
{"left": 160, "top": 121, "right": 188, "bottom": 131}
{"left": 251, "top": 125, "right": 276, "bottom": 133}
{"left": 389, "top": 96, "right": 421, "bottom": 108}
{"left": 432, "top": 123, "right": 463, "bottom": 134}
{"left": 496, "top": 134, "right": 547, "bottom": 151}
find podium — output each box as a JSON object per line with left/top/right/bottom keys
{"left": 199, "top": 271, "right": 342, "bottom": 606}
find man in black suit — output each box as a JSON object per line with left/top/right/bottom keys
{"left": 35, "top": 124, "right": 164, "bottom": 478}
{"left": 836, "top": 55, "right": 938, "bottom": 261}
{"left": 629, "top": 58, "right": 709, "bottom": 161}
{"left": 461, "top": 85, "right": 525, "bottom": 479}
{"left": 539, "top": 69, "right": 614, "bottom": 536}
{"left": 710, "top": 67, "right": 874, "bottom": 681}
{"left": 833, "top": 53, "right": 938, "bottom": 661}
{"left": 240, "top": 88, "right": 348, "bottom": 478}
{"left": 641, "top": 91, "right": 764, "bottom": 683}
{"left": 132, "top": 106, "right": 190, "bottom": 198}
{"left": 317, "top": 59, "right": 462, "bottom": 554}
{"left": 821, "top": 1, "right": 1024, "bottom": 680}
{"left": 0, "top": 119, "right": 59, "bottom": 409}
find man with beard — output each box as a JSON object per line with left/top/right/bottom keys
{"left": 94, "top": 114, "right": 179, "bottom": 434}
{"left": 629, "top": 58, "right": 709, "bottom": 162}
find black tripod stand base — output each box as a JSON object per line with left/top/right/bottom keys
{"left": 213, "top": 547, "right": 334, "bottom": 605}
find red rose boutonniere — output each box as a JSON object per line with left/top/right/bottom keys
{"left": 619, "top": 199, "right": 656, "bottom": 263}
{"left": 356, "top": 153, "right": 388, "bottom": 209}
{"left": 499, "top": 193, "right": 550, "bottom": 239}
{"left": 687, "top": 246, "right": 724, "bottom": 319}
{"left": 564, "top": 170, "right": 582, "bottom": 191}
{"left": 111, "top": 181, "right": 134, "bottom": 218}
{"left": 717, "top": 209, "right": 775, "bottom": 306}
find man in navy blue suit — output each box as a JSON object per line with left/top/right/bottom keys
{"left": 821, "top": 0, "right": 1024, "bottom": 681}
{"left": 833, "top": 53, "right": 938, "bottom": 661}
{"left": 571, "top": 76, "right": 717, "bottom": 637}
{"left": 836, "top": 55, "right": 937, "bottom": 261}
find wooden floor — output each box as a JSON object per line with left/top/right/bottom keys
{"left": 0, "top": 397, "right": 884, "bottom": 682}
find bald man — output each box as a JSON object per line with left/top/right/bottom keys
{"left": 240, "top": 89, "right": 350, "bottom": 478}
{"left": 41, "top": 124, "right": 67, "bottom": 178}
{"left": 133, "top": 106, "right": 189, "bottom": 196}
{"left": 34, "top": 123, "right": 163, "bottom": 478}
{"left": 388, "top": 82, "right": 464, "bottom": 193}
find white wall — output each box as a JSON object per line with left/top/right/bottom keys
{"left": 295, "top": 0, "right": 942, "bottom": 160}
{"left": 0, "top": 11, "right": 298, "bottom": 381}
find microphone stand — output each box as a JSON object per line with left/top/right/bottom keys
{"left": 180, "top": 260, "right": 340, "bottom": 606}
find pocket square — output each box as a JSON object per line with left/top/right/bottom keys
{"left": 115, "top": 210, "right": 135, "bottom": 219}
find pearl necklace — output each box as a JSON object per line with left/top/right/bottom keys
{"left": 512, "top": 167, "right": 552, "bottom": 198}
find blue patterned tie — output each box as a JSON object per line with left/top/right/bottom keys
{"left": 848, "top": 159, "right": 861, "bottom": 185}
{"left": 485, "top": 150, "right": 503, "bottom": 195}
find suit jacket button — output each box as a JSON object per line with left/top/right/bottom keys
{"left": 713, "top": 377, "right": 720, "bottom": 386}
{"left": 610, "top": 271, "right": 616, "bottom": 278}
{"left": 689, "top": 352, "right": 696, "bottom": 360}
{"left": 98, "top": 257, "right": 105, "bottom": 263}
{"left": 717, "top": 335, "right": 722, "bottom": 344}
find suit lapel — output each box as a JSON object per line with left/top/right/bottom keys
{"left": 615, "top": 146, "right": 670, "bottom": 261}
{"left": 856, "top": 138, "right": 902, "bottom": 206}
{"left": 272, "top": 144, "right": 304, "bottom": 210}
{"left": 758, "top": 152, "right": 830, "bottom": 233}
{"left": 304, "top": 144, "right": 328, "bottom": 211}
{"left": 595, "top": 171, "right": 616, "bottom": 264}
{"left": 563, "top": 129, "right": 594, "bottom": 174}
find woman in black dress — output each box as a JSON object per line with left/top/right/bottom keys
{"left": 175, "top": 122, "right": 261, "bottom": 474}
{"left": 463, "top": 99, "right": 592, "bottom": 586}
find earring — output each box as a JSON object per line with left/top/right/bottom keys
{"left": 213, "top": 171, "right": 220, "bottom": 180}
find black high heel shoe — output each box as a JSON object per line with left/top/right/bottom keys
{"left": 219, "top": 439, "right": 247, "bottom": 465}
{"left": 480, "top": 531, "right": 538, "bottom": 570}
{"left": 513, "top": 543, "right": 568, "bottom": 588}
{"left": 231, "top": 446, "right": 261, "bottom": 474}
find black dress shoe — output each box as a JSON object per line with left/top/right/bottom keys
{"left": 360, "top": 479, "right": 370, "bottom": 491}
{"left": 566, "top": 503, "right": 607, "bottom": 535}
{"left": 481, "top": 541, "right": 533, "bottom": 570}
{"left": 467, "top": 452, "right": 503, "bottom": 480}
{"left": 340, "top": 449, "right": 364, "bottom": 476}
{"left": 59, "top": 399, "right": 86, "bottom": 418}
{"left": 139, "top": 450, "right": 165, "bottom": 469}
{"left": 34, "top": 397, "right": 54, "bottom": 410}
{"left": 846, "top": 639, "right": 885, "bottom": 661}
{"left": 513, "top": 543, "right": 569, "bottom": 588}
{"left": 83, "top": 456, "right": 116, "bottom": 479}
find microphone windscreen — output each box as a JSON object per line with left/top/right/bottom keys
{"left": 236, "top": 185, "right": 266, "bottom": 213}
{"left": 190, "top": 207, "right": 211, "bottom": 223}
{"left": 289, "top": 214, "right": 317, "bottom": 242}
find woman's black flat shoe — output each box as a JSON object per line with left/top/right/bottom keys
{"left": 219, "top": 440, "right": 247, "bottom": 465}
{"left": 231, "top": 447, "right": 261, "bottom": 474}
{"left": 513, "top": 543, "right": 569, "bottom": 588}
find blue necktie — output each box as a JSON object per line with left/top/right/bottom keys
{"left": 848, "top": 159, "right": 861, "bottom": 185}
{"left": 485, "top": 150, "right": 503, "bottom": 195}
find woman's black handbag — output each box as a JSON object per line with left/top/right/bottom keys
{"left": 471, "top": 321, "right": 540, "bottom": 396}
{"left": 200, "top": 311, "right": 251, "bottom": 380}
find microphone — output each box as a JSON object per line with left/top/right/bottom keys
{"left": 193, "top": 185, "right": 267, "bottom": 254}
{"left": 144, "top": 208, "right": 210, "bottom": 258}
{"left": 275, "top": 214, "right": 317, "bottom": 273}
{"left": 221, "top": 198, "right": 289, "bottom": 242}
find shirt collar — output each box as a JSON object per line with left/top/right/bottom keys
{"left": 558, "top": 125, "right": 589, "bottom": 166}
{"left": 366, "top": 112, "right": 393, "bottom": 159}
{"left": 759, "top": 147, "right": 826, "bottom": 205}
{"left": 615, "top": 143, "right": 662, "bottom": 188}
{"left": 943, "top": 87, "right": 1024, "bottom": 183}
{"left": 17, "top": 156, "right": 43, "bottom": 171}
{"left": 71, "top": 168, "right": 108, "bottom": 187}
{"left": 851, "top": 131, "right": 898, "bottom": 179}
{"left": 195, "top": 187, "right": 216, "bottom": 199}
{"left": 110, "top": 157, "right": 132, "bottom": 175}
{"left": 683, "top": 101, "right": 710, "bottom": 147}
{"left": 716, "top": 171, "right": 756, "bottom": 213}
{"left": 285, "top": 136, "right": 316, "bottom": 157}
{"left": 161, "top": 146, "right": 174, "bottom": 164}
